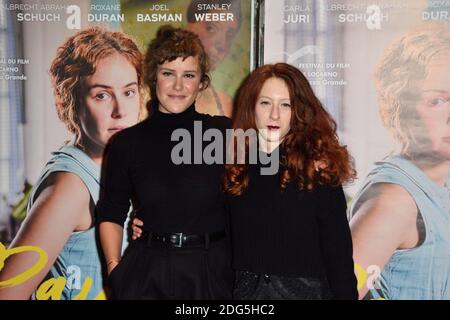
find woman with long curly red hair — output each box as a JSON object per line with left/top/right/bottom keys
{"left": 224, "top": 63, "right": 357, "bottom": 299}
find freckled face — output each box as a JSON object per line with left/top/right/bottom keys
{"left": 156, "top": 56, "right": 203, "bottom": 114}
{"left": 254, "top": 77, "right": 292, "bottom": 151}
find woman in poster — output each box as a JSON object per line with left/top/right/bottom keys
{"left": 186, "top": 0, "right": 242, "bottom": 117}
{"left": 0, "top": 27, "right": 144, "bottom": 299}
{"left": 349, "top": 23, "right": 450, "bottom": 300}
{"left": 97, "top": 25, "right": 234, "bottom": 300}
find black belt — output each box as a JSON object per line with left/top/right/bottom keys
{"left": 140, "top": 230, "right": 226, "bottom": 248}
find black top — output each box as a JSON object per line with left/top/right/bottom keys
{"left": 97, "top": 102, "right": 231, "bottom": 233}
{"left": 227, "top": 152, "right": 358, "bottom": 299}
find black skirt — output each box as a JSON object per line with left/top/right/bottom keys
{"left": 108, "top": 237, "right": 234, "bottom": 300}
{"left": 233, "top": 270, "right": 333, "bottom": 300}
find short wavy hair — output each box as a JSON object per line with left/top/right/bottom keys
{"left": 375, "top": 23, "right": 450, "bottom": 155}
{"left": 49, "top": 27, "right": 144, "bottom": 145}
{"left": 144, "top": 25, "right": 210, "bottom": 104}
{"left": 223, "top": 63, "right": 356, "bottom": 195}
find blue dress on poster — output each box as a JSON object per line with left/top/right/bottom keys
{"left": 27, "top": 145, "right": 131, "bottom": 299}
{"left": 349, "top": 155, "right": 450, "bottom": 300}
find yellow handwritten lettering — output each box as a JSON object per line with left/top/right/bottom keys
{"left": 1, "top": 242, "right": 105, "bottom": 300}
{"left": 73, "top": 277, "right": 93, "bottom": 300}
{"left": 35, "top": 277, "right": 65, "bottom": 300}
{"left": 94, "top": 289, "right": 107, "bottom": 300}
{"left": 354, "top": 263, "right": 368, "bottom": 290}
{"left": 0, "top": 243, "right": 48, "bottom": 288}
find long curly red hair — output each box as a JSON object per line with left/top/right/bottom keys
{"left": 223, "top": 63, "right": 356, "bottom": 196}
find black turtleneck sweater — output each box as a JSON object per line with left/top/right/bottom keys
{"left": 97, "top": 103, "right": 231, "bottom": 233}
{"left": 226, "top": 155, "right": 358, "bottom": 299}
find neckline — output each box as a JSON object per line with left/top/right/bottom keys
{"left": 258, "top": 144, "right": 282, "bottom": 157}
{"left": 250, "top": 144, "right": 283, "bottom": 174}
{"left": 151, "top": 99, "right": 196, "bottom": 125}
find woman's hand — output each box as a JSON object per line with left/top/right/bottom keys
{"left": 131, "top": 218, "right": 144, "bottom": 240}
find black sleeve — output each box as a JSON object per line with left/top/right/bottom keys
{"left": 317, "top": 185, "right": 358, "bottom": 300}
{"left": 208, "top": 115, "right": 232, "bottom": 164}
{"left": 97, "top": 133, "right": 133, "bottom": 227}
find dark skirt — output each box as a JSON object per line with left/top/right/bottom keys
{"left": 233, "top": 270, "right": 333, "bottom": 300}
{"left": 108, "top": 237, "right": 234, "bottom": 300}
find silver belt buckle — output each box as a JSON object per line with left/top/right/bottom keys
{"left": 173, "top": 233, "right": 183, "bottom": 247}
